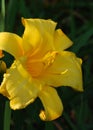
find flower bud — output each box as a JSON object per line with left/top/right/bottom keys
{"left": 0, "top": 60, "right": 7, "bottom": 74}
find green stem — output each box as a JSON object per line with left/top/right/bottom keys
{"left": 4, "top": 101, "right": 11, "bottom": 130}
{"left": 0, "top": 0, "right": 5, "bottom": 31}
{"left": 63, "top": 112, "right": 77, "bottom": 130}
{"left": 1, "top": 0, "right": 5, "bottom": 18}
{"left": 1, "top": 1, "right": 11, "bottom": 130}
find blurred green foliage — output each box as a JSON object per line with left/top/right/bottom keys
{"left": 0, "top": 0, "right": 93, "bottom": 130}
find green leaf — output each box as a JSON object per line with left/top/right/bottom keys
{"left": 71, "top": 25, "right": 93, "bottom": 53}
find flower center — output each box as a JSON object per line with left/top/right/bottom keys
{"left": 25, "top": 55, "right": 44, "bottom": 77}
{"left": 23, "top": 51, "right": 57, "bottom": 78}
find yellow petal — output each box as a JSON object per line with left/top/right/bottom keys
{"left": 54, "top": 29, "right": 73, "bottom": 51}
{"left": 22, "top": 18, "right": 57, "bottom": 38}
{"left": 38, "top": 86, "right": 63, "bottom": 121}
{"left": 21, "top": 18, "right": 56, "bottom": 57}
{"left": 39, "top": 51, "right": 83, "bottom": 91}
{"left": 0, "top": 32, "right": 24, "bottom": 58}
{"left": 0, "top": 60, "right": 39, "bottom": 109}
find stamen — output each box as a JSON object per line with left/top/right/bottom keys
{"left": 24, "top": 51, "right": 58, "bottom": 78}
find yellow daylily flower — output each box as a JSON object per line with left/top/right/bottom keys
{"left": 0, "top": 18, "right": 83, "bottom": 121}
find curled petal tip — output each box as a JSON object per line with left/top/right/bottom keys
{"left": 21, "top": 17, "right": 25, "bottom": 25}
